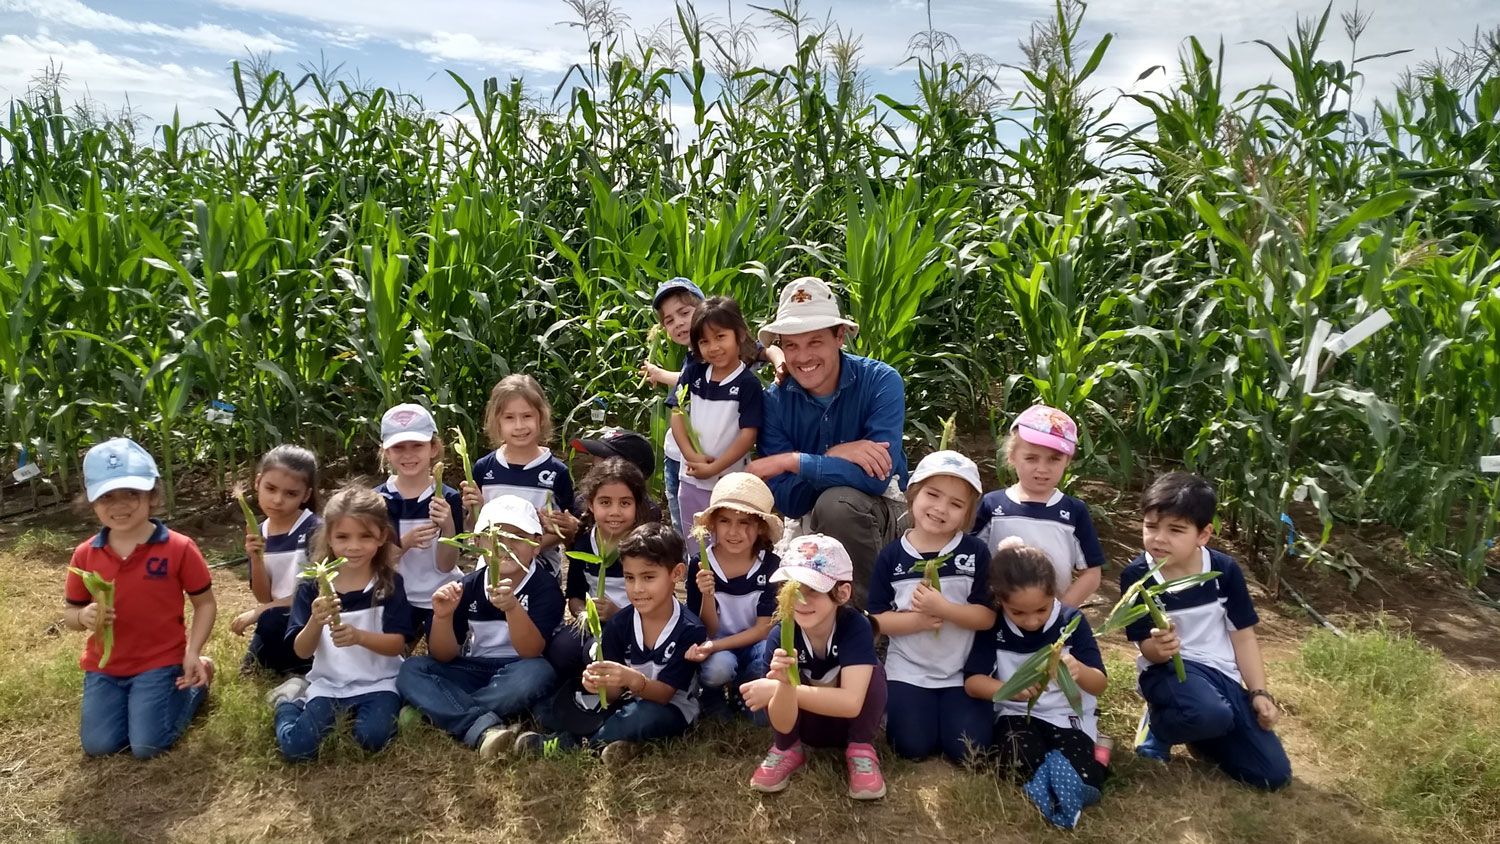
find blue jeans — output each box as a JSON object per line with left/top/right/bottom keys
{"left": 701, "top": 642, "right": 765, "bottom": 689}
{"left": 663, "top": 457, "right": 683, "bottom": 533}
{"left": 886, "top": 681, "right": 994, "bottom": 763}
{"left": 1139, "top": 659, "right": 1292, "bottom": 790}
{"left": 80, "top": 665, "right": 208, "bottom": 759}
{"left": 248, "top": 606, "right": 312, "bottom": 675}
{"left": 397, "top": 655, "right": 557, "bottom": 746}
{"left": 274, "top": 691, "right": 402, "bottom": 762}
{"left": 537, "top": 696, "right": 688, "bottom": 750}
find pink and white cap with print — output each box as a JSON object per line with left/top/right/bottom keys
{"left": 770, "top": 533, "right": 854, "bottom": 594}
{"left": 1011, "top": 404, "right": 1079, "bottom": 457}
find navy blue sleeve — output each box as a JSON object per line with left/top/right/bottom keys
{"left": 376, "top": 483, "right": 401, "bottom": 535}
{"left": 736, "top": 375, "right": 764, "bottom": 430}
{"left": 755, "top": 553, "right": 781, "bottom": 618}
{"left": 444, "top": 485, "right": 465, "bottom": 537}
{"left": 1219, "top": 557, "right": 1261, "bottom": 630}
{"left": 381, "top": 575, "right": 417, "bottom": 641}
{"left": 963, "top": 626, "right": 998, "bottom": 678}
{"left": 555, "top": 465, "right": 576, "bottom": 513}
{"left": 834, "top": 609, "right": 879, "bottom": 667}
{"left": 1072, "top": 500, "right": 1105, "bottom": 569}
{"left": 525, "top": 572, "right": 565, "bottom": 642}
{"left": 600, "top": 611, "right": 629, "bottom": 663}
{"left": 967, "top": 542, "right": 992, "bottom": 605}
{"left": 1120, "top": 557, "right": 1153, "bottom": 642}
{"left": 287, "top": 580, "right": 317, "bottom": 640}
{"left": 446, "top": 574, "right": 483, "bottom": 648}
{"left": 764, "top": 620, "right": 782, "bottom": 656}
{"left": 1065, "top": 613, "right": 1106, "bottom": 673}
{"left": 972, "top": 491, "right": 997, "bottom": 543}
{"left": 865, "top": 542, "right": 898, "bottom": 614}
{"left": 684, "top": 554, "right": 705, "bottom": 617}
{"left": 655, "top": 617, "right": 708, "bottom": 691}
{"left": 666, "top": 364, "right": 692, "bottom": 408}
{"left": 564, "top": 537, "right": 587, "bottom": 600}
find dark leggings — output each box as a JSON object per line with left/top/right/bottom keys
{"left": 992, "top": 716, "right": 1107, "bottom": 789}
{"left": 773, "top": 665, "right": 888, "bottom": 750}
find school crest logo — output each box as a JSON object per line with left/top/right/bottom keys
{"left": 483, "top": 470, "right": 495, "bottom": 480}
{"left": 954, "top": 553, "right": 977, "bottom": 574}
{"left": 537, "top": 470, "right": 557, "bottom": 487}
{"left": 519, "top": 595, "right": 530, "bottom": 610}
{"left": 756, "top": 575, "right": 766, "bottom": 586}
{"left": 729, "top": 386, "right": 739, "bottom": 396}
{"left": 469, "top": 601, "right": 479, "bottom": 613}
{"left": 663, "top": 642, "right": 677, "bottom": 661}
{"left": 145, "top": 556, "right": 169, "bottom": 578}
{"left": 1060, "top": 510, "right": 1071, "bottom": 521}
{"left": 106, "top": 454, "right": 122, "bottom": 470}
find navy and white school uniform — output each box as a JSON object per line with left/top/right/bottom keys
{"left": 536, "top": 600, "right": 707, "bottom": 749}
{"left": 685, "top": 545, "right": 780, "bottom": 689}
{"left": 667, "top": 359, "right": 764, "bottom": 552}
{"left": 396, "top": 564, "right": 564, "bottom": 746}
{"left": 546, "top": 528, "right": 629, "bottom": 679}
{"left": 964, "top": 601, "right": 1109, "bottom": 820}
{"left": 868, "top": 532, "right": 995, "bottom": 762}
{"left": 1120, "top": 548, "right": 1291, "bottom": 790}
{"left": 274, "top": 574, "right": 417, "bottom": 761}
{"left": 375, "top": 477, "right": 465, "bottom": 633}
{"left": 472, "top": 446, "right": 575, "bottom": 576}
{"left": 973, "top": 488, "right": 1104, "bottom": 595}
{"left": 248, "top": 509, "right": 320, "bottom": 674}
{"left": 764, "top": 607, "right": 888, "bottom": 751}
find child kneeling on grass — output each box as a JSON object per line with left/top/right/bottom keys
{"left": 270, "top": 487, "right": 416, "bottom": 761}
{"left": 396, "top": 496, "right": 562, "bottom": 758}
{"left": 964, "top": 538, "right": 1108, "bottom": 829}
{"left": 66, "top": 438, "right": 217, "bottom": 759}
{"left": 515, "top": 522, "right": 706, "bottom": 764}
{"left": 740, "top": 534, "right": 887, "bottom": 800}
{"left": 1122, "top": 472, "right": 1291, "bottom": 791}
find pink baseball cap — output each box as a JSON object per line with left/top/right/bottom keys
{"left": 769, "top": 533, "right": 853, "bottom": 593}
{"left": 1011, "top": 405, "right": 1078, "bottom": 456}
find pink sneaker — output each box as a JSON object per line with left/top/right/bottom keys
{"left": 845, "top": 743, "right": 886, "bottom": 800}
{"left": 750, "top": 742, "right": 806, "bottom": 793}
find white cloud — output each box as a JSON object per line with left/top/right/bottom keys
{"left": 0, "top": 34, "right": 225, "bottom": 122}
{"left": 0, "top": 0, "right": 295, "bottom": 54}
{"left": 400, "top": 32, "right": 572, "bottom": 73}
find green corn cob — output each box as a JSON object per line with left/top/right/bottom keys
{"left": 68, "top": 567, "right": 116, "bottom": 668}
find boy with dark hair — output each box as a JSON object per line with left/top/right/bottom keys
{"left": 1119, "top": 472, "right": 1291, "bottom": 790}
{"left": 516, "top": 522, "right": 707, "bottom": 764}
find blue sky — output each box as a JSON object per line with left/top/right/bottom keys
{"left": 0, "top": 0, "right": 1490, "bottom": 132}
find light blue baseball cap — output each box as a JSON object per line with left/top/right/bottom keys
{"left": 652, "top": 276, "right": 705, "bottom": 309}
{"left": 83, "top": 437, "right": 160, "bottom": 502}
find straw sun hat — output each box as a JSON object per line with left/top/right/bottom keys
{"left": 691, "top": 472, "right": 784, "bottom": 544}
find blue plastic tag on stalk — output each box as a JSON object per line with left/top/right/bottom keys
{"left": 12, "top": 448, "right": 41, "bottom": 482}
{"left": 1280, "top": 513, "right": 1299, "bottom": 558}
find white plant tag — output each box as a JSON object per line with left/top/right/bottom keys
{"left": 205, "top": 399, "right": 237, "bottom": 426}
{"left": 1293, "top": 483, "right": 1309, "bottom": 503}
{"left": 1481, "top": 455, "right": 1500, "bottom": 474}
{"left": 1491, "top": 417, "right": 1500, "bottom": 438}
{"left": 1302, "top": 320, "right": 1332, "bottom": 393}
{"left": 12, "top": 463, "right": 41, "bottom": 482}
{"left": 1325, "top": 309, "right": 1393, "bottom": 356}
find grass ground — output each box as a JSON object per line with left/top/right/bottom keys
{"left": 1, "top": 500, "right": 1497, "bottom": 844}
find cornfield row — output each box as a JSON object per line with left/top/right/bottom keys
{"left": 2, "top": 2, "right": 1497, "bottom": 585}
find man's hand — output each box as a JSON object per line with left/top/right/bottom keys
{"left": 746, "top": 452, "right": 798, "bottom": 481}
{"left": 825, "top": 440, "right": 892, "bottom": 478}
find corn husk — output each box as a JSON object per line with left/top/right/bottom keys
{"left": 431, "top": 460, "right": 445, "bottom": 498}
{"left": 298, "top": 556, "right": 346, "bottom": 626}
{"left": 68, "top": 567, "right": 116, "bottom": 668}
{"left": 776, "top": 580, "right": 802, "bottom": 686}
{"left": 672, "top": 384, "right": 706, "bottom": 455}
{"left": 450, "top": 428, "right": 477, "bottom": 488}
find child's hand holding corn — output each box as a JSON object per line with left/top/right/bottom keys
{"left": 428, "top": 496, "right": 454, "bottom": 533}
{"left": 401, "top": 522, "right": 440, "bottom": 551}
{"left": 694, "top": 563, "right": 715, "bottom": 598}
{"left": 244, "top": 531, "right": 265, "bottom": 560}
{"left": 329, "top": 622, "right": 362, "bottom": 648}
{"left": 909, "top": 582, "right": 951, "bottom": 618}
{"left": 310, "top": 595, "right": 340, "bottom": 628}
{"left": 1148, "top": 623, "right": 1181, "bottom": 659}
{"left": 487, "top": 578, "right": 518, "bottom": 613}
{"left": 459, "top": 481, "right": 483, "bottom": 516}
{"left": 765, "top": 647, "right": 796, "bottom": 685}
{"left": 79, "top": 601, "right": 115, "bottom": 633}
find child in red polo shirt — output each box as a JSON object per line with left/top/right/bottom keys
{"left": 64, "top": 438, "right": 217, "bottom": 759}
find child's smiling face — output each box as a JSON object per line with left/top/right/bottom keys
{"left": 589, "top": 481, "right": 638, "bottom": 541}
{"left": 710, "top": 510, "right": 761, "bottom": 558}
{"left": 697, "top": 323, "right": 741, "bottom": 370}
{"left": 622, "top": 554, "right": 682, "bottom": 616}
{"left": 385, "top": 439, "right": 436, "bottom": 479}
{"left": 328, "top": 515, "right": 387, "bottom": 571}
{"left": 92, "top": 489, "right": 152, "bottom": 535}
{"left": 657, "top": 294, "right": 700, "bottom": 347}
{"left": 497, "top": 397, "right": 540, "bottom": 449}
{"left": 909, "top": 475, "right": 975, "bottom": 538}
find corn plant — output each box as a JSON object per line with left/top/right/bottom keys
{"left": 67, "top": 567, "right": 116, "bottom": 668}
{"left": 298, "top": 557, "right": 346, "bottom": 625}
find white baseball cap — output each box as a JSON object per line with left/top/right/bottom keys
{"left": 757, "top": 277, "right": 860, "bottom": 346}
{"left": 770, "top": 533, "right": 854, "bottom": 594}
{"left": 380, "top": 403, "right": 437, "bottom": 449}
{"left": 908, "top": 450, "right": 983, "bottom": 495}
{"left": 83, "top": 438, "right": 160, "bottom": 502}
{"left": 475, "top": 495, "right": 542, "bottom": 536}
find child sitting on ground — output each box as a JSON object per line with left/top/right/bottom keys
{"left": 233, "top": 445, "right": 320, "bottom": 675}
{"left": 964, "top": 538, "right": 1109, "bottom": 829}
{"left": 1122, "top": 472, "right": 1291, "bottom": 791}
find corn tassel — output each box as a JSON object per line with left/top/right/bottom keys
{"left": 299, "top": 557, "right": 346, "bottom": 626}
{"left": 937, "top": 413, "right": 958, "bottom": 451}
{"left": 68, "top": 567, "right": 116, "bottom": 668}
{"left": 777, "top": 580, "right": 802, "bottom": 686}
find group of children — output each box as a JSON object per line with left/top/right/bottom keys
{"left": 62, "top": 279, "right": 1290, "bottom": 828}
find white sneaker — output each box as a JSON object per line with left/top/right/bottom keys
{"left": 266, "top": 675, "right": 309, "bottom": 708}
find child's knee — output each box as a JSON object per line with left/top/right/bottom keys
{"left": 353, "top": 720, "right": 397, "bottom": 753}
{"left": 701, "top": 652, "right": 738, "bottom": 688}
{"left": 81, "top": 732, "right": 126, "bottom": 757}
